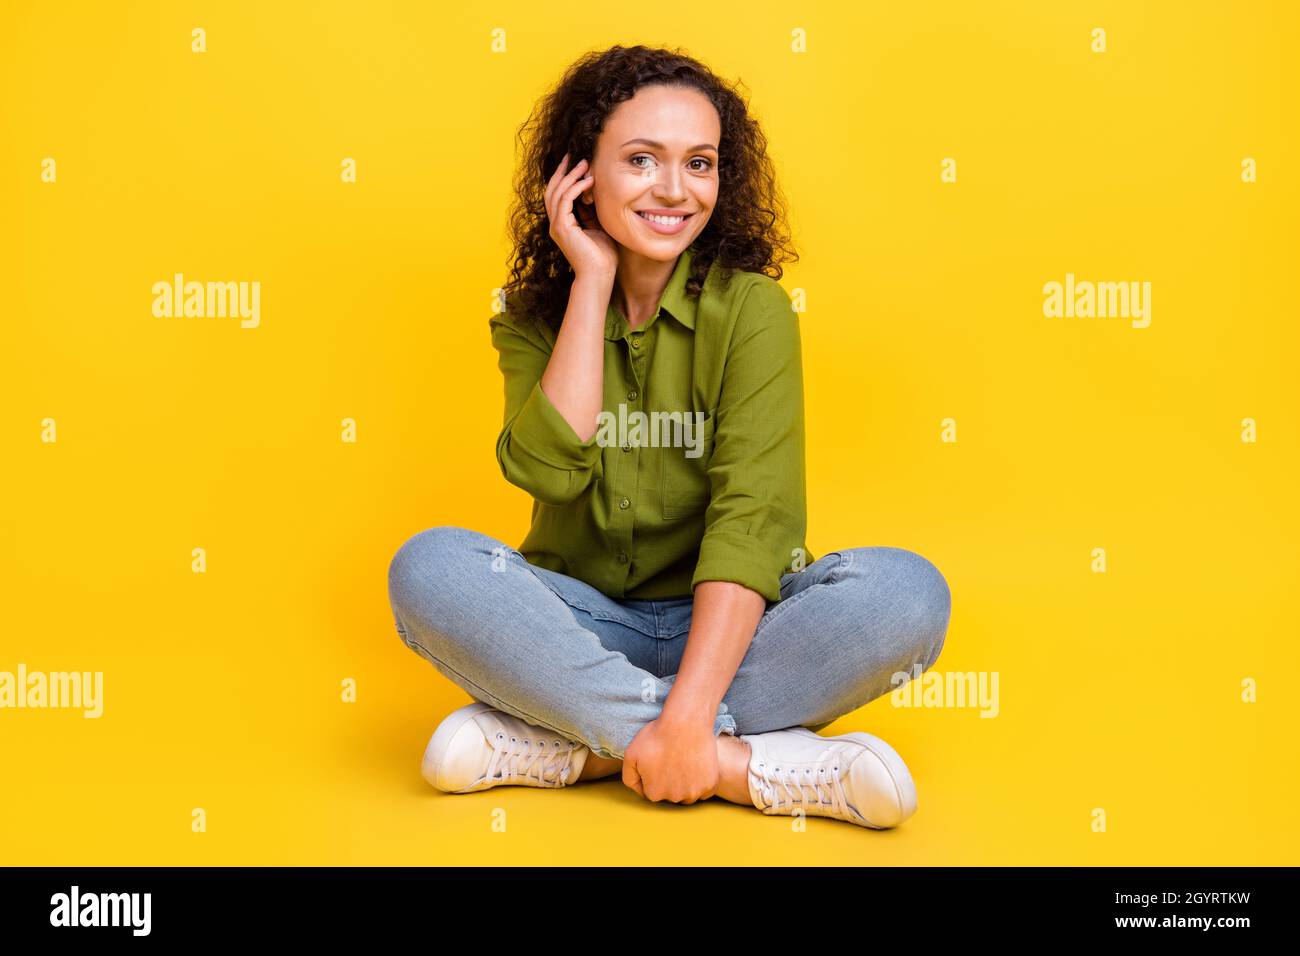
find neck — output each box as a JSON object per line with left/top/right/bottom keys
{"left": 613, "top": 249, "right": 678, "bottom": 329}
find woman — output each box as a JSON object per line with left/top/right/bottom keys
{"left": 387, "top": 45, "right": 951, "bottom": 829}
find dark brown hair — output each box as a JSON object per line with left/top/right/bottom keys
{"left": 500, "top": 44, "right": 798, "bottom": 333}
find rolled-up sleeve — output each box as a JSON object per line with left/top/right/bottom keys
{"left": 489, "top": 313, "right": 602, "bottom": 506}
{"left": 691, "top": 280, "right": 809, "bottom": 602}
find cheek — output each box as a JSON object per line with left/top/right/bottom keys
{"left": 591, "top": 191, "right": 629, "bottom": 232}
{"left": 599, "top": 173, "right": 647, "bottom": 204}
{"left": 598, "top": 199, "right": 636, "bottom": 230}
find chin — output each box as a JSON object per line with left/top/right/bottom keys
{"left": 620, "top": 230, "right": 696, "bottom": 261}
{"left": 630, "top": 243, "right": 686, "bottom": 262}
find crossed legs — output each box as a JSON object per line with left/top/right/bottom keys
{"left": 387, "top": 526, "right": 951, "bottom": 775}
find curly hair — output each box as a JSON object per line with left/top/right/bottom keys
{"left": 500, "top": 44, "right": 798, "bottom": 334}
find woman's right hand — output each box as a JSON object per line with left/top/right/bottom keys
{"left": 545, "top": 152, "right": 618, "bottom": 282}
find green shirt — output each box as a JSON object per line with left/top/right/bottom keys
{"left": 488, "top": 245, "right": 814, "bottom": 603}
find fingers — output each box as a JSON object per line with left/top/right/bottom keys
{"left": 623, "top": 762, "right": 694, "bottom": 804}
{"left": 545, "top": 152, "right": 589, "bottom": 229}
{"left": 555, "top": 168, "right": 593, "bottom": 235}
{"left": 559, "top": 175, "right": 594, "bottom": 227}
{"left": 655, "top": 790, "right": 706, "bottom": 805}
{"left": 563, "top": 172, "right": 593, "bottom": 205}
{"left": 621, "top": 759, "right": 644, "bottom": 798}
{"left": 543, "top": 151, "right": 570, "bottom": 215}
{"left": 624, "top": 774, "right": 712, "bottom": 805}
{"left": 675, "top": 787, "right": 712, "bottom": 805}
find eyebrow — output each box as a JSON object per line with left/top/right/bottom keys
{"left": 621, "top": 138, "right": 719, "bottom": 154}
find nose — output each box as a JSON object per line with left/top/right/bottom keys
{"left": 652, "top": 164, "right": 686, "bottom": 203}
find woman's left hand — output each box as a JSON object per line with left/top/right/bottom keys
{"left": 623, "top": 714, "right": 719, "bottom": 804}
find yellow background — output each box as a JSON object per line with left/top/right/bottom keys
{"left": 2, "top": 1, "right": 1296, "bottom": 865}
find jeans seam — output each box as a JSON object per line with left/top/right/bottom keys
{"left": 528, "top": 562, "right": 593, "bottom": 614}
{"left": 829, "top": 547, "right": 854, "bottom": 583}
{"left": 756, "top": 549, "right": 852, "bottom": 633}
{"left": 525, "top": 559, "right": 658, "bottom": 639}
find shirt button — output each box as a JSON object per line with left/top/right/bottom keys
{"left": 617, "top": 552, "right": 629, "bottom": 564}
{"left": 619, "top": 497, "right": 630, "bottom": 510}
{"left": 631, "top": 336, "right": 641, "bottom": 349}
{"left": 621, "top": 444, "right": 632, "bottom": 453}
{"left": 627, "top": 389, "right": 638, "bottom": 401}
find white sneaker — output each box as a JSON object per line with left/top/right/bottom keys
{"left": 421, "top": 702, "right": 591, "bottom": 793}
{"left": 739, "top": 726, "right": 919, "bottom": 828}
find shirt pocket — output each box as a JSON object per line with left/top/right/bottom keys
{"left": 660, "top": 408, "right": 715, "bottom": 520}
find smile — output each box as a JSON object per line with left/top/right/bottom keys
{"left": 635, "top": 210, "right": 693, "bottom": 234}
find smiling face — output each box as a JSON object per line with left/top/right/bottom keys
{"left": 581, "top": 83, "right": 721, "bottom": 261}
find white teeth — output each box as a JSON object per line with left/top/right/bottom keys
{"left": 638, "top": 212, "right": 686, "bottom": 225}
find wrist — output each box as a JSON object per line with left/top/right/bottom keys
{"left": 572, "top": 271, "right": 615, "bottom": 297}
{"left": 660, "top": 696, "right": 718, "bottom": 730}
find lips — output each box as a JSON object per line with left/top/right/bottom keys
{"left": 635, "top": 210, "right": 693, "bottom": 234}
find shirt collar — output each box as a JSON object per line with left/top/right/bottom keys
{"left": 604, "top": 246, "right": 698, "bottom": 341}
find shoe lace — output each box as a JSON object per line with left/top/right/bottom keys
{"left": 753, "top": 745, "right": 851, "bottom": 818}
{"left": 486, "top": 730, "right": 577, "bottom": 788}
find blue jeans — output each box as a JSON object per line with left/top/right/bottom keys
{"left": 387, "top": 526, "right": 951, "bottom": 760}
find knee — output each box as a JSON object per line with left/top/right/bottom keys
{"left": 387, "top": 525, "right": 498, "bottom": 620}
{"left": 848, "top": 547, "right": 952, "bottom": 666}
{"left": 898, "top": 550, "right": 951, "bottom": 667}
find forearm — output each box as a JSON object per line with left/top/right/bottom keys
{"left": 539, "top": 273, "right": 613, "bottom": 441}
{"left": 661, "top": 580, "right": 765, "bottom": 727}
